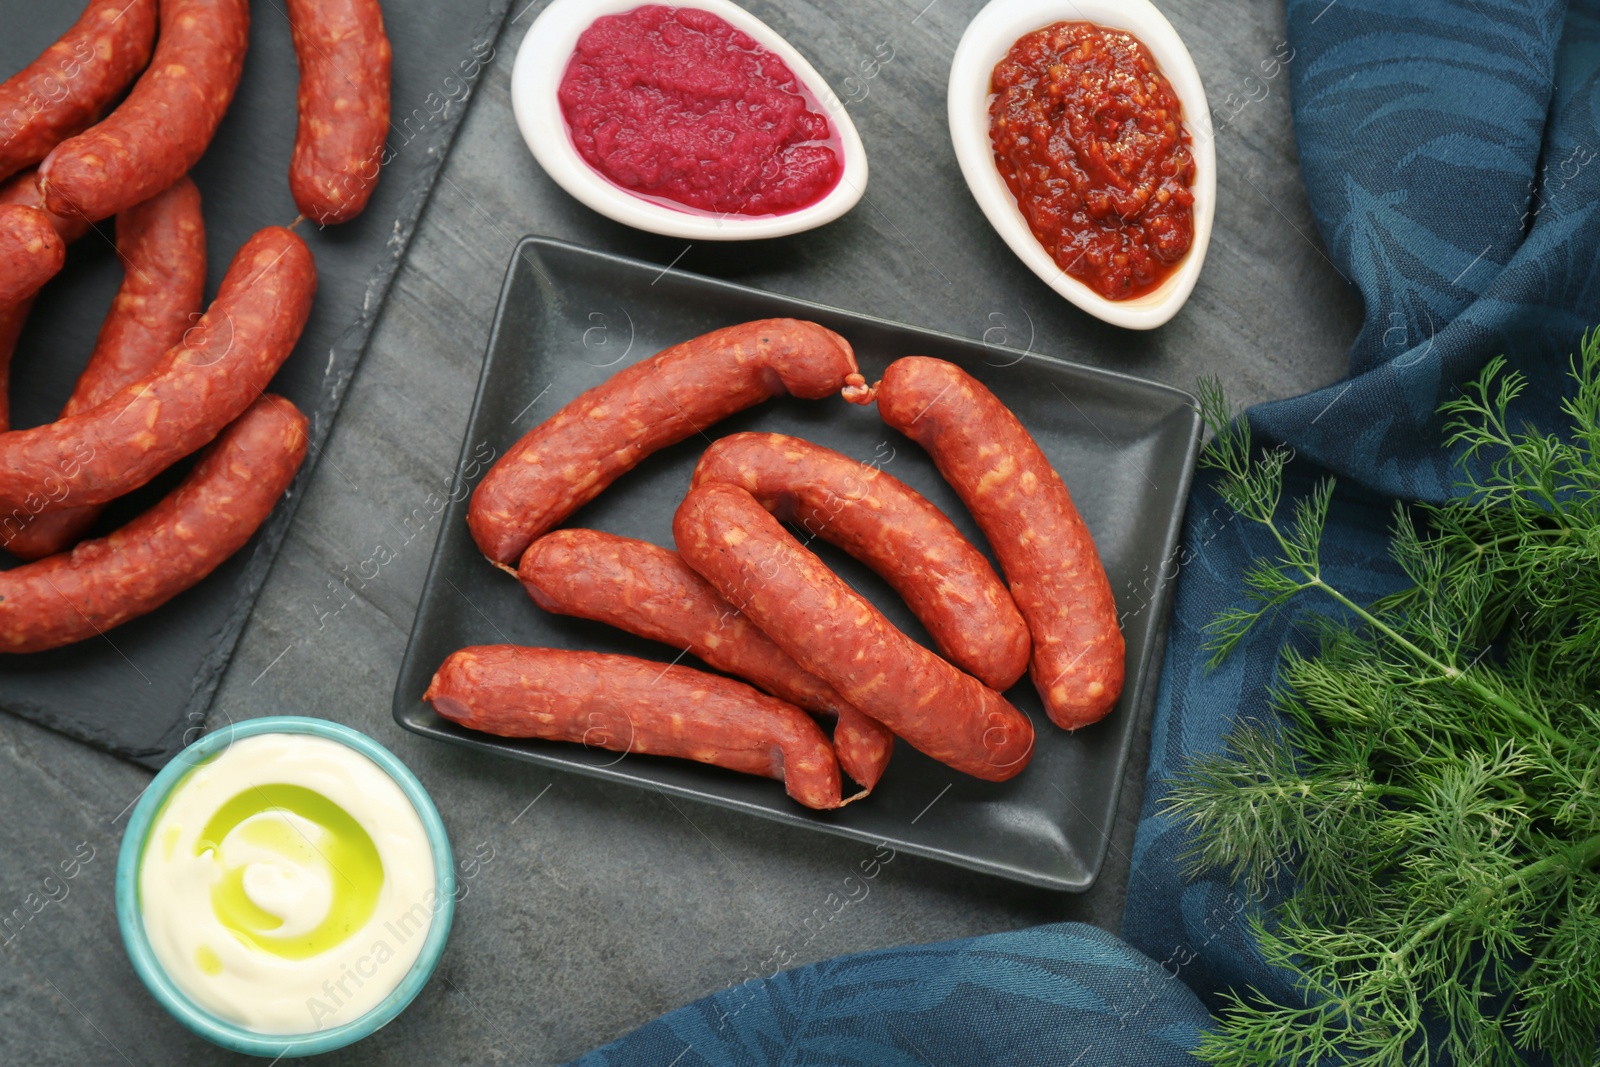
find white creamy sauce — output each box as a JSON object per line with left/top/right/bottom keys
{"left": 139, "top": 733, "right": 438, "bottom": 1034}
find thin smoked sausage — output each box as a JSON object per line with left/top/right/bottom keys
{"left": 691, "top": 431, "right": 1030, "bottom": 691}
{"left": 425, "top": 644, "right": 846, "bottom": 810}
{"left": 0, "top": 394, "right": 307, "bottom": 654}
{"left": 469, "top": 318, "right": 871, "bottom": 565}
{"left": 287, "top": 0, "right": 392, "bottom": 225}
{"left": 518, "top": 528, "right": 894, "bottom": 790}
{"left": 877, "top": 357, "right": 1124, "bottom": 730}
{"left": 0, "top": 166, "right": 92, "bottom": 242}
{"left": 4, "top": 176, "right": 206, "bottom": 559}
{"left": 38, "top": 0, "right": 249, "bottom": 222}
{"left": 0, "top": 226, "right": 314, "bottom": 518}
{"left": 674, "top": 482, "right": 1035, "bottom": 782}
{"left": 0, "top": 204, "right": 65, "bottom": 305}
{"left": 0, "top": 168, "right": 92, "bottom": 434}
{"left": 0, "top": 0, "right": 158, "bottom": 181}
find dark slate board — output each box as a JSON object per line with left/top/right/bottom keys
{"left": 0, "top": 0, "right": 514, "bottom": 767}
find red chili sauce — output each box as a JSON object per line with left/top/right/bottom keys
{"left": 989, "top": 23, "right": 1195, "bottom": 300}
{"left": 558, "top": 6, "right": 842, "bottom": 217}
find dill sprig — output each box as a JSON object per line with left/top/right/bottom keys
{"left": 1165, "top": 333, "right": 1600, "bottom": 1066}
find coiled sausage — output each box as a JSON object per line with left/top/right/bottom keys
{"left": 0, "top": 168, "right": 92, "bottom": 434}
{"left": 0, "top": 203, "right": 65, "bottom": 305}
{"left": 0, "top": 0, "right": 158, "bottom": 181}
{"left": 0, "top": 166, "right": 91, "bottom": 242}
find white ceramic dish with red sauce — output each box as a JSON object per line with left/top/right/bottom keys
{"left": 512, "top": 0, "right": 869, "bottom": 241}
{"left": 949, "top": 0, "right": 1215, "bottom": 330}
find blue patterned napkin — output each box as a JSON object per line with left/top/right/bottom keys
{"left": 1122, "top": 0, "right": 1599, "bottom": 1012}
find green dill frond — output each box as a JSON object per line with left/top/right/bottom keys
{"left": 1558, "top": 331, "right": 1600, "bottom": 465}
{"left": 1165, "top": 718, "right": 1305, "bottom": 896}
{"left": 1171, "top": 341, "right": 1600, "bottom": 1066}
{"left": 1513, "top": 876, "right": 1600, "bottom": 1062}
{"left": 1201, "top": 557, "right": 1304, "bottom": 665}
{"left": 1197, "top": 374, "right": 1292, "bottom": 527}
{"left": 1285, "top": 477, "right": 1333, "bottom": 575}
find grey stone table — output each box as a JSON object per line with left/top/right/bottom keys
{"left": 0, "top": 0, "right": 1361, "bottom": 1062}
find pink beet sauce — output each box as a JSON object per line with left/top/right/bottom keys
{"left": 557, "top": 5, "right": 843, "bottom": 217}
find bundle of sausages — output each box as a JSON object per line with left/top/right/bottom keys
{"left": 429, "top": 320, "right": 1127, "bottom": 810}
{"left": 0, "top": 0, "right": 394, "bottom": 651}
{"left": 1, "top": 0, "right": 392, "bottom": 225}
{"left": 0, "top": 175, "right": 314, "bottom": 653}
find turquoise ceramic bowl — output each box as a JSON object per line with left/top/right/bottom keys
{"left": 116, "top": 716, "right": 455, "bottom": 1058}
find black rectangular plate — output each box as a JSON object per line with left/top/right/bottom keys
{"left": 0, "top": 0, "right": 512, "bottom": 766}
{"left": 394, "top": 237, "right": 1201, "bottom": 891}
